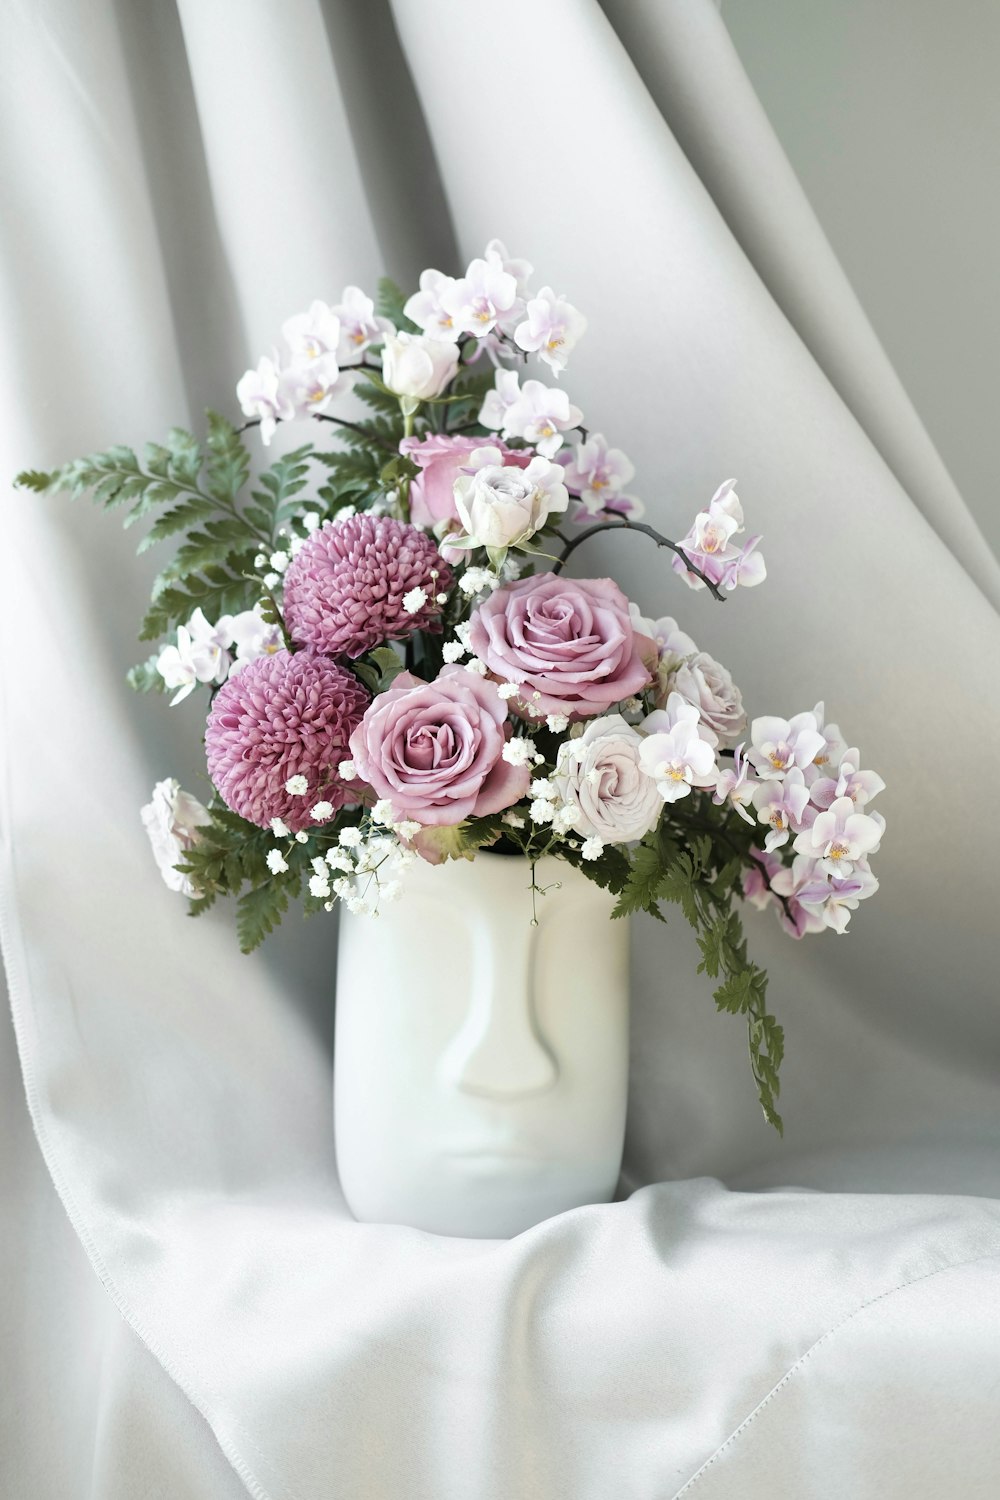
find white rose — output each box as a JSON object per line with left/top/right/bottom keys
{"left": 671, "top": 651, "right": 746, "bottom": 745}
{"left": 553, "top": 715, "right": 661, "bottom": 845}
{"left": 381, "top": 331, "right": 459, "bottom": 401}
{"left": 453, "top": 447, "right": 569, "bottom": 554}
{"left": 140, "top": 778, "right": 211, "bottom": 896}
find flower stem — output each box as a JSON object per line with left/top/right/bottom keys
{"left": 552, "top": 518, "right": 727, "bottom": 602}
{"left": 311, "top": 412, "right": 398, "bottom": 454}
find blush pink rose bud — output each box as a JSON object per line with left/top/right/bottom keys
{"left": 400, "top": 434, "right": 531, "bottom": 530}
{"left": 348, "top": 666, "right": 531, "bottom": 827}
{"left": 468, "top": 574, "right": 652, "bottom": 719}
{"left": 452, "top": 446, "right": 570, "bottom": 556}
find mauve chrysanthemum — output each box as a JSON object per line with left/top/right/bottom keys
{"left": 282, "top": 514, "right": 453, "bottom": 659}
{"left": 204, "top": 649, "right": 369, "bottom": 832}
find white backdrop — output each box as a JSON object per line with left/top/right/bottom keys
{"left": 3, "top": 2, "right": 1000, "bottom": 1496}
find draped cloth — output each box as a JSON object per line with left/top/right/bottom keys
{"left": 3, "top": 1, "right": 1000, "bottom": 1495}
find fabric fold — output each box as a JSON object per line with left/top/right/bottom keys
{"left": 598, "top": 0, "right": 1000, "bottom": 614}
{"left": 4, "top": 1, "right": 1000, "bottom": 1496}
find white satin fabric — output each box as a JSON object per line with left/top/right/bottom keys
{"left": 3, "top": 2, "right": 1000, "bottom": 1496}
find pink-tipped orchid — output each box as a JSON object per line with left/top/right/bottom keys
{"left": 810, "top": 748, "right": 886, "bottom": 811}
{"left": 713, "top": 743, "right": 757, "bottom": 825}
{"left": 792, "top": 796, "right": 884, "bottom": 878}
{"left": 671, "top": 479, "right": 766, "bottom": 592}
{"left": 561, "top": 434, "right": 636, "bottom": 514}
{"left": 747, "top": 711, "right": 827, "bottom": 781}
{"left": 752, "top": 766, "right": 811, "bottom": 850}
{"left": 514, "top": 286, "right": 587, "bottom": 375}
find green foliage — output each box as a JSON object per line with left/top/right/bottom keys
{"left": 609, "top": 797, "right": 785, "bottom": 1132}
{"left": 611, "top": 840, "right": 669, "bottom": 921}
{"left": 140, "top": 567, "right": 255, "bottom": 641}
{"left": 307, "top": 384, "right": 410, "bottom": 515}
{"left": 440, "top": 363, "right": 498, "bottom": 431}
{"left": 560, "top": 841, "right": 630, "bottom": 897}
{"left": 379, "top": 453, "right": 419, "bottom": 490}
{"left": 235, "top": 880, "right": 297, "bottom": 955}
{"left": 377, "top": 276, "right": 420, "bottom": 334}
{"left": 313, "top": 444, "right": 383, "bottom": 508}
{"left": 413, "top": 814, "right": 505, "bottom": 865}
{"left": 350, "top": 645, "right": 405, "bottom": 697}
{"left": 16, "top": 414, "right": 304, "bottom": 640}
{"left": 126, "top": 655, "right": 168, "bottom": 694}
{"left": 243, "top": 445, "right": 313, "bottom": 540}
{"left": 136, "top": 497, "right": 218, "bottom": 553}
{"left": 204, "top": 409, "right": 251, "bottom": 504}
{"left": 175, "top": 804, "right": 310, "bottom": 954}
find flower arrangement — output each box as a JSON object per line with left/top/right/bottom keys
{"left": 18, "top": 240, "right": 886, "bottom": 1130}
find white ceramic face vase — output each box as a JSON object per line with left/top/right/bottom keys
{"left": 334, "top": 851, "right": 630, "bottom": 1238}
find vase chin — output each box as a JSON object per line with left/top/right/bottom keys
{"left": 334, "top": 849, "right": 631, "bottom": 1238}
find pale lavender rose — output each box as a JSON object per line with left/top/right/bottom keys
{"left": 348, "top": 666, "right": 530, "bottom": 827}
{"left": 140, "top": 778, "right": 211, "bottom": 896}
{"left": 468, "top": 574, "right": 652, "bottom": 720}
{"left": 627, "top": 605, "right": 698, "bottom": 708}
{"left": 671, "top": 650, "right": 746, "bottom": 746}
{"left": 553, "top": 715, "right": 661, "bottom": 844}
{"left": 400, "top": 434, "right": 530, "bottom": 529}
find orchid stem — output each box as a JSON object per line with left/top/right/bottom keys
{"left": 553, "top": 519, "right": 726, "bottom": 602}
{"left": 312, "top": 412, "right": 398, "bottom": 453}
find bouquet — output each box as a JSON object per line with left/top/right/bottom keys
{"left": 18, "top": 240, "right": 886, "bottom": 1130}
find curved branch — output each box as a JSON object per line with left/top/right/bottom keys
{"left": 552, "top": 518, "right": 726, "bottom": 602}
{"left": 311, "top": 412, "right": 398, "bottom": 453}
{"left": 235, "top": 412, "right": 399, "bottom": 455}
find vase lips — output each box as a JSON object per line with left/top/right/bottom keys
{"left": 446, "top": 1134, "right": 542, "bottom": 1161}
{"left": 445, "top": 1149, "right": 548, "bottom": 1178}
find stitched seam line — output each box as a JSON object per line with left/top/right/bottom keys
{"left": 671, "top": 1244, "right": 1000, "bottom": 1498}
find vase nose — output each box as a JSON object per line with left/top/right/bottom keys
{"left": 439, "top": 913, "right": 558, "bottom": 1100}
{"left": 445, "top": 1014, "right": 557, "bottom": 1100}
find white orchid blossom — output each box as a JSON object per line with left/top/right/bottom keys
{"left": 514, "top": 286, "right": 587, "bottom": 374}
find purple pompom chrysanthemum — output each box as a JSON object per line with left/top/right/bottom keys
{"left": 205, "top": 650, "right": 369, "bottom": 832}
{"left": 282, "top": 514, "right": 453, "bottom": 658}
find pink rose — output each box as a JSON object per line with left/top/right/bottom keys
{"left": 467, "top": 574, "right": 652, "bottom": 719}
{"left": 348, "top": 667, "right": 530, "bottom": 826}
{"left": 400, "top": 434, "right": 531, "bottom": 529}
